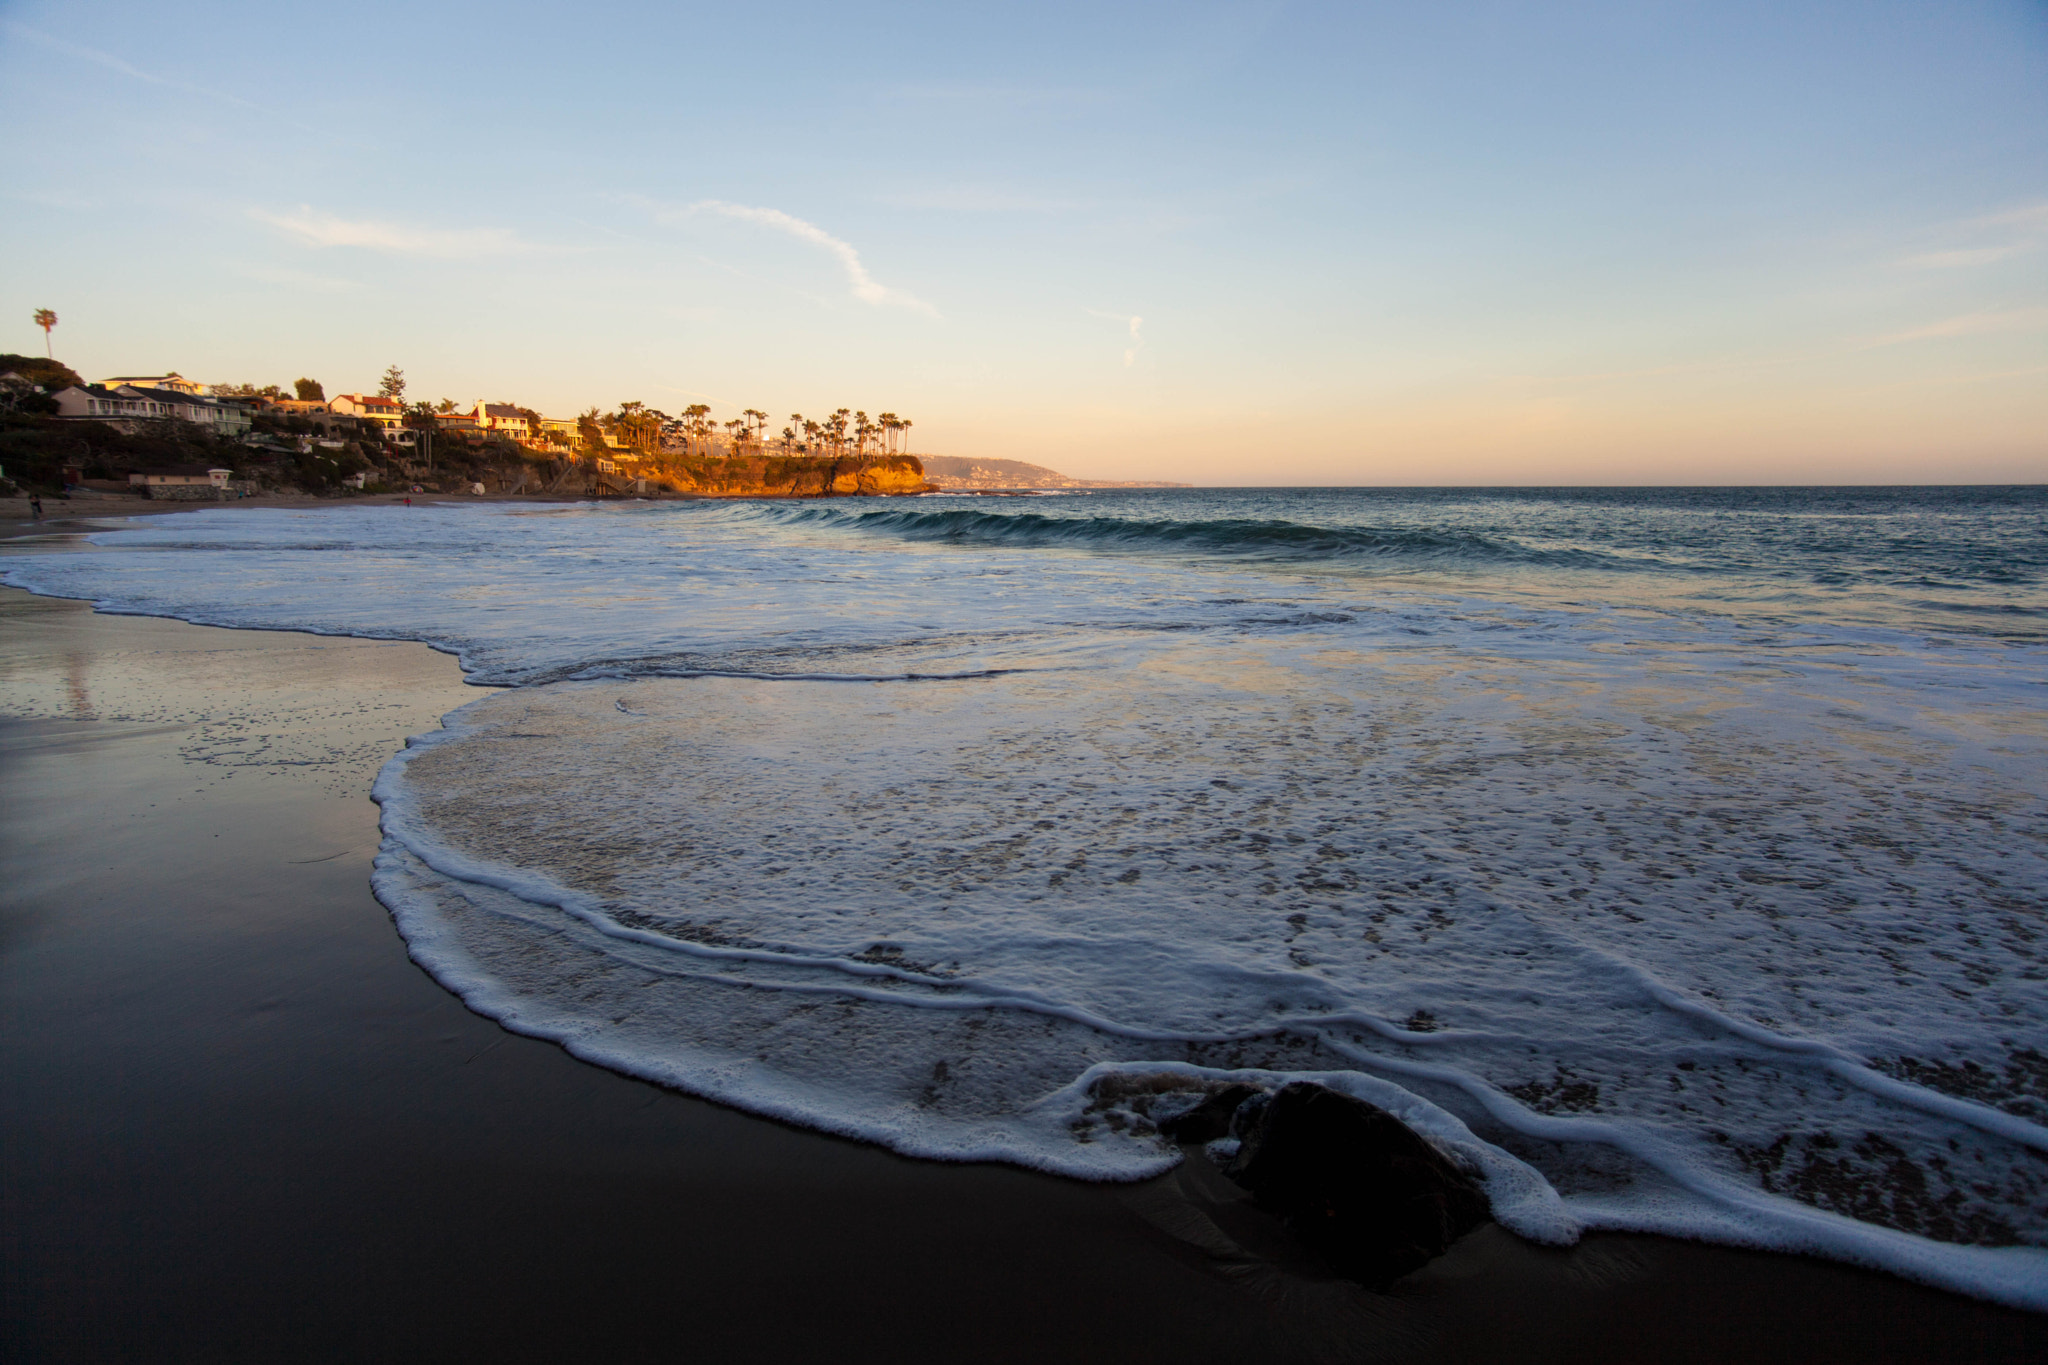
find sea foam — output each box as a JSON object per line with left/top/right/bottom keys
{"left": 8, "top": 491, "right": 2046, "bottom": 1307}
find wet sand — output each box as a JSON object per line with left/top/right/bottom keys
{"left": 3, "top": 532, "right": 2043, "bottom": 1363}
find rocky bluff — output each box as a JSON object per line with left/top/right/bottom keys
{"left": 661, "top": 454, "right": 935, "bottom": 497}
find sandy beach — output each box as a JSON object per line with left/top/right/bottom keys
{"left": 3, "top": 516, "right": 2044, "bottom": 1363}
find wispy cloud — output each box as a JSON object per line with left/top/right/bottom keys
{"left": 1861, "top": 306, "right": 2048, "bottom": 348}
{"left": 250, "top": 207, "right": 543, "bottom": 258}
{"left": 666, "top": 200, "right": 937, "bottom": 315}
{"left": 1087, "top": 309, "right": 1144, "bottom": 366}
{"left": 1896, "top": 201, "right": 2048, "bottom": 270}
{"left": 3, "top": 20, "right": 262, "bottom": 110}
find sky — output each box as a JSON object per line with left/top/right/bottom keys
{"left": 2, "top": 0, "right": 2043, "bottom": 485}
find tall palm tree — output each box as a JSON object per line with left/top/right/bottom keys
{"left": 683, "top": 404, "right": 712, "bottom": 459}
{"left": 32, "top": 309, "right": 56, "bottom": 358}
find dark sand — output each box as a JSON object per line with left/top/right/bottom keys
{"left": 3, "top": 526, "right": 2044, "bottom": 1363}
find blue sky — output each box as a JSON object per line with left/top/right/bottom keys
{"left": 3, "top": 0, "right": 2043, "bottom": 483}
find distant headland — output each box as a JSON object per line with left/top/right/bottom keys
{"left": 920, "top": 456, "right": 1189, "bottom": 491}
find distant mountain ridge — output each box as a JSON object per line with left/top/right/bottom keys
{"left": 918, "top": 455, "right": 1189, "bottom": 489}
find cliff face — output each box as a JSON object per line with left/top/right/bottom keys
{"left": 658, "top": 454, "right": 933, "bottom": 497}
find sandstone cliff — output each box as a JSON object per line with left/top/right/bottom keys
{"left": 646, "top": 454, "right": 934, "bottom": 497}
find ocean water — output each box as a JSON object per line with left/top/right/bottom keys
{"left": 8, "top": 486, "right": 2047, "bottom": 1307}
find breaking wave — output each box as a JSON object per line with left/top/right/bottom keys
{"left": 770, "top": 504, "right": 1642, "bottom": 571}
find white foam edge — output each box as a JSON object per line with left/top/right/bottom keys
{"left": 1307, "top": 1034, "right": 2048, "bottom": 1310}
{"left": 371, "top": 706, "right": 2048, "bottom": 1310}
{"left": 1546, "top": 930, "right": 2048, "bottom": 1153}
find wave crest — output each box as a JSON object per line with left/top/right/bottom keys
{"left": 773, "top": 505, "right": 1634, "bottom": 570}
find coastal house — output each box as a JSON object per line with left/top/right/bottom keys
{"left": 128, "top": 465, "right": 234, "bottom": 500}
{"left": 101, "top": 372, "right": 205, "bottom": 395}
{"left": 53, "top": 384, "right": 254, "bottom": 436}
{"left": 433, "top": 408, "right": 479, "bottom": 432}
{"left": 539, "top": 417, "right": 579, "bottom": 447}
{"left": 478, "top": 403, "right": 530, "bottom": 438}
{"left": 327, "top": 394, "right": 404, "bottom": 429}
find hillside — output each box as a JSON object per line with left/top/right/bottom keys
{"left": 918, "top": 456, "right": 1189, "bottom": 490}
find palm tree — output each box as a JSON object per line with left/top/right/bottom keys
{"left": 682, "top": 404, "right": 712, "bottom": 459}
{"left": 403, "top": 400, "right": 437, "bottom": 472}
{"left": 32, "top": 309, "right": 56, "bottom": 358}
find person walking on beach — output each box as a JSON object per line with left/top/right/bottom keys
{"left": 29, "top": 493, "right": 42, "bottom": 521}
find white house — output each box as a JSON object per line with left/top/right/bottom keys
{"left": 54, "top": 385, "right": 253, "bottom": 436}
{"left": 328, "top": 394, "right": 405, "bottom": 428}
{"left": 477, "top": 402, "right": 530, "bottom": 438}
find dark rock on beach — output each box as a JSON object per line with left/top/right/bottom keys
{"left": 1155, "top": 1082, "right": 1266, "bottom": 1145}
{"left": 1174, "top": 1081, "right": 1492, "bottom": 1287}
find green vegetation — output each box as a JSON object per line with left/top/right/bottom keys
{"left": 294, "top": 378, "right": 325, "bottom": 402}
{"left": 0, "top": 354, "right": 83, "bottom": 392}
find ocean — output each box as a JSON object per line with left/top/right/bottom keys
{"left": 8, "top": 486, "right": 2046, "bottom": 1307}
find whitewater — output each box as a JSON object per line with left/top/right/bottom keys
{"left": 7, "top": 486, "right": 2045, "bottom": 1308}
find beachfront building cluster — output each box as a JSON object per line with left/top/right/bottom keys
{"left": 42, "top": 370, "right": 911, "bottom": 479}
{"left": 46, "top": 372, "right": 583, "bottom": 454}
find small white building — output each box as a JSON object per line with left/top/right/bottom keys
{"left": 128, "top": 465, "right": 234, "bottom": 500}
